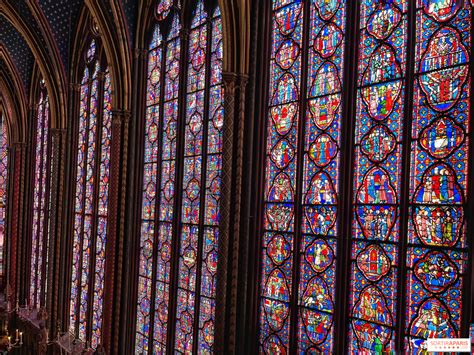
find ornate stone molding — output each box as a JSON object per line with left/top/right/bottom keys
{"left": 47, "top": 128, "right": 66, "bottom": 336}
{"left": 222, "top": 72, "right": 238, "bottom": 95}
{"left": 7, "top": 141, "right": 26, "bottom": 298}
{"left": 10, "top": 141, "right": 27, "bottom": 149}
{"left": 103, "top": 109, "right": 131, "bottom": 353}
{"left": 111, "top": 110, "right": 131, "bottom": 125}
{"left": 215, "top": 71, "right": 249, "bottom": 353}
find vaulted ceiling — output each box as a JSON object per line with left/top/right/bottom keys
{"left": 0, "top": 15, "right": 33, "bottom": 96}
{"left": 0, "top": 0, "right": 138, "bottom": 101}
{"left": 38, "top": 0, "right": 84, "bottom": 72}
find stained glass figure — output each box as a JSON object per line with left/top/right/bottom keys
{"left": 0, "top": 113, "right": 7, "bottom": 278}
{"left": 69, "top": 38, "right": 112, "bottom": 350}
{"left": 405, "top": 1, "right": 471, "bottom": 352}
{"left": 29, "top": 80, "right": 52, "bottom": 309}
{"left": 259, "top": 0, "right": 346, "bottom": 353}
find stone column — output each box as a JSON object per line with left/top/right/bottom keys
{"left": 7, "top": 142, "right": 26, "bottom": 302}
{"left": 102, "top": 109, "right": 130, "bottom": 353}
{"left": 47, "top": 128, "right": 66, "bottom": 336}
{"left": 215, "top": 72, "right": 248, "bottom": 353}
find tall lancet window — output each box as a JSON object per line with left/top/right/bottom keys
{"left": 69, "top": 36, "right": 112, "bottom": 349}
{"left": 29, "top": 79, "right": 52, "bottom": 308}
{"left": 406, "top": 1, "right": 471, "bottom": 351}
{"left": 135, "top": 11, "right": 181, "bottom": 354}
{"left": 257, "top": 0, "right": 473, "bottom": 353}
{"left": 348, "top": 0, "right": 408, "bottom": 351}
{"left": 0, "top": 113, "right": 7, "bottom": 278}
{"left": 135, "top": 0, "right": 223, "bottom": 353}
{"left": 258, "top": 0, "right": 347, "bottom": 352}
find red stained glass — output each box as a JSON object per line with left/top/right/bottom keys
{"left": 69, "top": 38, "right": 112, "bottom": 349}
{"left": 136, "top": 2, "right": 223, "bottom": 353}
{"left": 29, "top": 81, "right": 52, "bottom": 309}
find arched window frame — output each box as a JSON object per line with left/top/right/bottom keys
{"left": 254, "top": 1, "right": 474, "bottom": 354}
{"left": 28, "top": 77, "right": 52, "bottom": 310}
{"left": 67, "top": 20, "right": 113, "bottom": 350}
{"left": 133, "top": 0, "right": 224, "bottom": 353}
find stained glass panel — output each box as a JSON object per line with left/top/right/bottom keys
{"left": 259, "top": 1, "right": 473, "bottom": 353}
{"left": 259, "top": 2, "right": 302, "bottom": 352}
{"left": 405, "top": 1, "right": 471, "bottom": 352}
{"left": 197, "top": 8, "right": 223, "bottom": 353}
{"left": 136, "top": 2, "right": 223, "bottom": 353}
{"left": 29, "top": 82, "right": 51, "bottom": 309}
{"left": 69, "top": 39, "right": 112, "bottom": 349}
{"left": 297, "top": 1, "right": 345, "bottom": 353}
{"left": 260, "top": 0, "right": 347, "bottom": 353}
{"left": 0, "top": 113, "right": 7, "bottom": 278}
{"left": 175, "top": 2, "right": 208, "bottom": 352}
{"left": 348, "top": 1, "right": 408, "bottom": 352}
{"left": 135, "top": 14, "right": 180, "bottom": 354}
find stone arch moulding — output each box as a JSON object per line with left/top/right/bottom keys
{"left": 1, "top": 1, "right": 67, "bottom": 131}
{"left": 0, "top": 47, "right": 27, "bottom": 143}
{"left": 68, "top": 2, "right": 132, "bottom": 352}
{"left": 72, "top": 0, "right": 133, "bottom": 112}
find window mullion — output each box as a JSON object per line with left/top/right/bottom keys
{"left": 334, "top": 1, "right": 360, "bottom": 353}
{"left": 166, "top": 25, "right": 190, "bottom": 354}
{"left": 147, "top": 40, "right": 167, "bottom": 354}
{"left": 40, "top": 102, "right": 52, "bottom": 308}
{"left": 86, "top": 70, "right": 106, "bottom": 345}
{"left": 288, "top": 0, "right": 311, "bottom": 351}
{"left": 191, "top": 17, "right": 213, "bottom": 354}
{"left": 75, "top": 74, "right": 94, "bottom": 338}
{"left": 395, "top": 0, "right": 416, "bottom": 350}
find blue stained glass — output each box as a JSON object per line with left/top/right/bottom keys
{"left": 259, "top": 1, "right": 346, "bottom": 353}
{"left": 69, "top": 39, "right": 112, "bottom": 349}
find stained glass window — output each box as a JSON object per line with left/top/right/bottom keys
{"left": 349, "top": 0, "right": 408, "bottom": 351}
{"left": 29, "top": 79, "right": 52, "bottom": 309}
{"left": 135, "top": 0, "right": 223, "bottom": 353}
{"left": 0, "top": 113, "right": 7, "bottom": 278}
{"left": 259, "top": 0, "right": 346, "bottom": 353}
{"left": 69, "top": 37, "right": 112, "bottom": 349}
{"left": 406, "top": 1, "right": 471, "bottom": 352}
{"left": 135, "top": 12, "right": 180, "bottom": 354}
{"left": 259, "top": 0, "right": 472, "bottom": 353}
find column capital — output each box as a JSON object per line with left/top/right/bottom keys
{"left": 222, "top": 72, "right": 239, "bottom": 94}
{"left": 134, "top": 48, "right": 148, "bottom": 59}
{"left": 69, "top": 83, "right": 81, "bottom": 92}
{"left": 239, "top": 73, "right": 249, "bottom": 87}
{"left": 10, "top": 141, "right": 26, "bottom": 149}
{"left": 222, "top": 72, "right": 249, "bottom": 94}
{"left": 50, "top": 128, "right": 67, "bottom": 135}
{"left": 111, "top": 110, "right": 131, "bottom": 125}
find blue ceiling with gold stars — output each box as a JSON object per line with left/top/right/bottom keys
{"left": 0, "top": 16, "right": 34, "bottom": 96}
{"left": 0, "top": 0, "right": 138, "bottom": 98}
{"left": 38, "top": 0, "right": 84, "bottom": 72}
